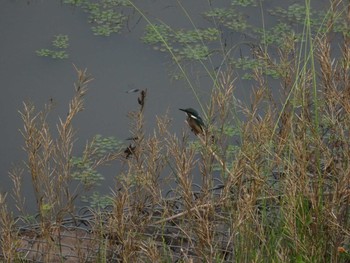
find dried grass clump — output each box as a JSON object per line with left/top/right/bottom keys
{"left": 1, "top": 3, "right": 350, "bottom": 261}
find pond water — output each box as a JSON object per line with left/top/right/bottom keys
{"left": 0, "top": 0, "right": 332, "bottom": 213}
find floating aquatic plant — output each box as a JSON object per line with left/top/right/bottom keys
{"left": 142, "top": 24, "right": 219, "bottom": 61}
{"left": 63, "top": 0, "right": 131, "bottom": 36}
{"left": 36, "top": 34, "right": 69, "bottom": 59}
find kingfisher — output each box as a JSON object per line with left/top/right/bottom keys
{"left": 179, "top": 108, "right": 205, "bottom": 135}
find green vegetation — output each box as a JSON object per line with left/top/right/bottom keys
{"left": 63, "top": 0, "right": 131, "bottom": 36}
{"left": 36, "top": 34, "right": 69, "bottom": 59}
{"left": 71, "top": 134, "right": 123, "bottom": 189}
{"left": 142, "top": 24, "right": 219, "bottom": 61}
{"left": 2, "top": 0, "right": 350, "bottom": 262}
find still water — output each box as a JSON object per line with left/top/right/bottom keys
{"left": 0, "top": 0, "right": 331, "bottom": 213}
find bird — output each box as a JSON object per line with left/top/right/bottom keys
{"left": 179, "top": 108, "right": 205, "bottom": 135}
